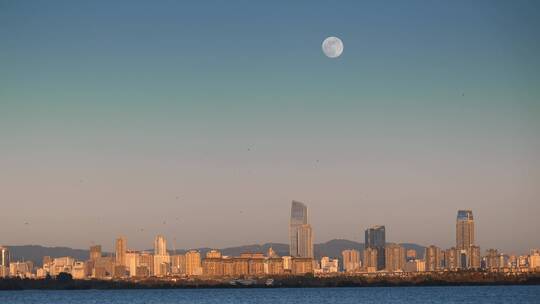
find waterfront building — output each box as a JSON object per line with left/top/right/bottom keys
{"left": 0, "top": 246, "right": 10, "bottom": 268}
{"left": 289, "top": 201, "right": 313, "bottom": 258}
{"left": 93, "top": 256, "right": 114, "bottom": 279}
{"left": 125, "top": 250, "right": 139, "bottom": 277}
{"left": 385, "top": 243, "right": 406, "bottom": 272}
{"left": 291, "top": 257, "right": 314, "bottom": 275}
{"left": 154, "top": 235, "right": 167, "bottom": 256}
{"left": 530, "top": 249, "right": 540, "bottom": 272}
{"left": 456, "top": 210, "right": 480, "bottom": 269}
{"left": 9, "top": 261, "right": 33, "bottom": 278}
{"left": 185, "top": 250, "right": 202, "bottom": 276}
{"left": 363, "top": 247, "right": 378, "bottom": 272}
{"left": 404, "top": 259, "right": 425, "bottom": 272}
{"left": 115, "top": 237, "right": 127, "bottom": 267}
{"left": 485, "top": 249, "right": 500, "bottom": 270}
{"left": 282, "top": 256, "right": 292, "bottom": 272}
{"left": 342, "top": 249, "right": 361, "bottom": 272}
{"left": 202, "top": 256, "right": 223, "bottom": 276}
{"left": 171, "top": 254, "right": 186, "bottom": 275}
{"left": 470, "top": 245, "right": 481, "bottom": 269}
{"left": 137, "top": 252, "right": 154, "bottom": 276}
{"left": 444, "top": 247, "right": 459, "bottom": 270}
{"left": 153, "top": 235, "right": 170, "bottom": 277}
{"left": 233, "top": 257, "right": 249, "bottom": 276}
{"left": 319, "top": 256, "right": 339, "bottom": 273}
{"left": 72, "top": 261, "right": 88, "bottom": 279}
{"left": 266, "top": 257, "right": 284, "bottom": 275}
{"left": 0, "top": 246, "right": 9, "bottom": 278}
{"left": 406, "top": 249, "right": 417, "bottom": 261}
{"left": 365, "top": 225, "right": 386, "bottom": 270}
{"left": 425, "top": 245, "right": 442, "bottom": 271}
{"left": 206, "top": 249, "right": 222, "bottom": 259}
{"left": 89, "top": 245, "right": 102, "bottom": 261}
{"left": 297, "top": 224, "right": 314, "bottom": 258}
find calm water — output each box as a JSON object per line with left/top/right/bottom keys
{"left": 1, "top": 286, "right": 540, "bottom": 304}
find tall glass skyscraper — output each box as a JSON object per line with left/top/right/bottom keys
{"left": 289, "top": 201, "right": 313, "bottom": 258}
{"left": 456, "top": 210, "right": 478, "bottom": 269}
{"left": 365, "top": 225, "right": 386, "bottom": 270}
{"left": 456, "top": 210, "right": 475, "bottom": 249}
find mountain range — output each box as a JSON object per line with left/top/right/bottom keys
{"left": 6, "top": 240, "right": 425, "bottom": 266}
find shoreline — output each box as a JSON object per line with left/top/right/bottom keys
{"left": 2, "top": 273, "right": 540, "bottom": 290}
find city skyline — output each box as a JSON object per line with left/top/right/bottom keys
{"left": 1, "top": 0, "right": 540, "bottom": 254}
{"left": 2, "top": 206, "right": 539, "bottom": 280}
{"left": 1, "top": 206, "right": 536, "bottom": 257}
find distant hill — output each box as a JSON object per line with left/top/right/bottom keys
{"left": 7, "top": 240, "right": 425, "bottom": 266}
{"left": 7, "top": 245, "right": 92, "bottom": 266}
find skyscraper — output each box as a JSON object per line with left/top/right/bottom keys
{"left": 90, "top": 245, "right": 102, "bottom": 261}
{"left": 365, "top": 225, "right": 386, "bottom": 270}
{"left": 425, "top": 245, "right": 442, "bottom": 271}
{"left": 0, "top": 246, "right": 10, "bottom": 278}
{"left": 115, "top": 237, "right": 127, "bottom": 267}
{"left": 0, "top": 246, "right": 9, "bottom": 269}
{"left": 385, "top": 243, "right": 406, "bottom": 272}
{"left": 456, "top": 210, "right": 478, "bottom": 269}
{"left": 154, "top": 235, "right": 167, "bottom": 256}
{"left": 456, "top": 210, "right": 475, "bottom": 249}
{"left": 289, "top": 201, "right": 313, "bottom": 258}
{"left": 363, "top": 247, "right": 378, "bottom": 271}
{"left": 342, "top": 249, "right": 361, "bottom": 272}
{"left": 297, "top": 224, "right": 314, "bottom": 258}
{"left": 153, "top": 235, "right": 170, "bottom": 276}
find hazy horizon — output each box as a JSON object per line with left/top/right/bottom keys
{"left": 1, "top": 1, "right": 539, "bottom": 255}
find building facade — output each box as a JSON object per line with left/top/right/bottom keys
{"left": 365, "top": 225, "right": 386, "bottom": 270}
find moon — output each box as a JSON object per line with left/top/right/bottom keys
{"left": 322, "top": 36, "right": 343, "bottom": 58}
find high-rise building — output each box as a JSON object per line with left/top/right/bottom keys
{"left": 171, "top": 254, "right": 186, "bottom": 275}
{"left": 425, "top": 245, "right": 442, "bottom": 271}
{"left": 456, "top": 210, "right": 479, "bottom": 270}
{"left": 115, "top": 237, "right": 127, "bottom": 267}
{"left": 444, "top": 247, "right": 459, "bottom": 270}
{"left": 297, "top": 224, "right": 314, "bottom": 258}
{"left": 342, "top": 249, "right": 361, "bottom": 272}
{"left": 90, "top": 245, "right": 102, "bottom": 261}
{"left": 365, "top": 225, "right": 386, "bottom": 270}
{"left": 154, "top": 235, "right": 167, "bottom": 256}
{"left": 385, "top": 243, "right": 406, "bottom": 272}
{"left": 406, "top": 249, "right": 417, "bottom": 261}
{"left": 456, "top": 210, "right": 475, "bottom": 249}
{"left": 185, "top": 250, "right": 202, "bottom": 276}
{"left": 0, "top": 246, "right": 9, "bottom": 268}
{"left": 485, "top": 249, "right": 500, "bottom": 270}
{"left": 0, "top": 246, "right": 9, "bottom": 278}
{"left": 289, "top": 201, "right": 313, "bottom": 258}
{"left": 153, "top": 235, "right": 169, "bottom": 277}
{"left": 363, "top": 247, "right": 378, "bottom": 272}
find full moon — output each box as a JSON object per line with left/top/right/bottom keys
{"left": 322, "top": 36, "right": 343, "bottom": 58}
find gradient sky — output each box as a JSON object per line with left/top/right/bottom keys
{"left": 1, "top": 0, "right": 539, "bottom": 254}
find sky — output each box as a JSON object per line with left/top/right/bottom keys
{"left": 1, "top": 0, "right": 539, "bottom": 254}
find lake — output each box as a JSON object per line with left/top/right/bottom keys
{"left": 1, "top": 286, "right": 539, "bottom": 303}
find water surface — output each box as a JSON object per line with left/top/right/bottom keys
{"left": 1, "top": 286, "right": 539, "bottom": 303}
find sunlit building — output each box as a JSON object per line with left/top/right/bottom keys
{"left": 289, "top": 201, "right": 313, "bottom": 258}
{"left": 342, "top": 249, "right": 361, "bottom": 272}
{"left": 425, "top": 245, "right": 442, "bottom": 271}
{"left": 365, "top": 225, "right": 386, "bottom": 270}
{"left": 363, "top": 247, "right": 378, "bottom": 272}
{"left": 89, "top": 245, "right": 102, "bottom": 262}
{"left": 385, "top": 243, "right": 406, "bottom": 272}
{"left": 185, "top": 250, "right": 202, "bottom": 276}
{"left": 115, "top": 237, "right": 127, "bottom": 267}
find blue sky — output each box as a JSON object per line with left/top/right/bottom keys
{"left": 1, "top": 0, "right": 539, "bottom": 253}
